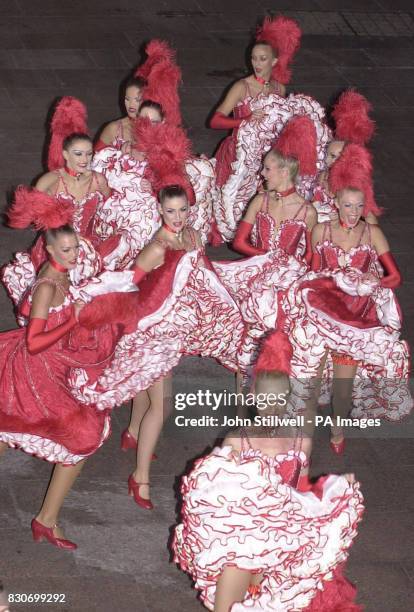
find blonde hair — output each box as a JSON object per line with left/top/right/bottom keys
{"left": 267, "top": 148, "right": 299, "bottom": 182}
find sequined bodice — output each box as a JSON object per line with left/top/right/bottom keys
{"left": 239, "top": 427, "right": 305, "bottom": 488}
{"left": 54, "top": 171, "right": 104, "bottom": 236}
{"left": 317, "top": 222, "right": 378, "bottom": 274}
{"left": 254, "top": 213, "right": 307, "bottom": 254}
{"left": 237, "top": 447, "right": 305, "bottom": 488}
{"left": 252, "top": 193, "right": 308, "bottom": 256}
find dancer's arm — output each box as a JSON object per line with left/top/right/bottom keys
{"left": 210, "top": 80, "right": 260, "bottom": 129}
{"left": 371, "top": 225, "right": 402, "bottom": 288}
{"left": 95, "top": 120, "right": 118, "bottom": 150}
{"left": 214, "top": 81, "right": 247, "bottom": 118}
{"left": 232, "top": 195, "right": 266, "bottom": 256}
{"left": 131, "top": 241, "right": 166, "bottom": 285}
{"left": 35, "top": 172, "right": 59, "bottom": 197}
{"left": 26, "top": 283, "right": 81, "bottom": 355}
{"left": 310, "top": 223, "right": 324, "bottom": 271}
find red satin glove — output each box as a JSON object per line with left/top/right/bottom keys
{"left": 232, "top": 221, "right": 266, "bottom": 256}
{"left": 132, "top": 265, "right": 148, "bottom": 286}
{"left": 379, "top": 251, "right": 402, "bottom": 288}
{"left": 210, "top": 111, "right": 246, "bottom": 130}
{"left": 304, "top": 230, "right": 313, "bottom": 265}
{"left": 26, "top": 311, "right": 77, "bottom": 355}
{"left": 310, "top": 251, "right": 322, "bottom": 271}
{"left": 94, "top": 138, "right": 108, "bottom": 152}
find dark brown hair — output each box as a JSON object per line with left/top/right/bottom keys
{"left": 158, "top": 185, "right": 187, "bottom": 203}
{"left": 45, "top": 224, "right": 76, "bottom": 245}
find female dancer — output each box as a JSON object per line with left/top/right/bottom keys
{"left": 94, "top": 76, "right": 146, "bottom": 152}
{"left": 70, "top": 181, "right": 244, "bottom": 509}
{"left": 92, "top": 101, "right": 215, "bottom": 271}
{"left": 208, "top": 16, "right": 329, "bottom": 242}
{"left": 262, "top": 143, "right": 412, "bottom": 453}
{"left": 2, "top": 97, "right": 112, "bottom": 314}
{"left": 312, "top": 89, "right": 380, "bottom": 223}
{"left": 0, "top": 200, "right": 123, "bottom": 549}
{"left": 173, "top": 371, "right": 364, "bottom": 611}
{"left": 213, "top": 116, "right": 317, "bottom": 382}
{"left": 94, "top": 38, "right": 181, "bottom": 154}
{"left": 210, "top": 15, "right": 299, "bottom": 187}
{"left": 36, "top": 96, "right": 110, "bottom": 241}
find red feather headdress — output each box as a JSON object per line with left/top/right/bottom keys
{"left": 256, "top": 16, "right": 301, "bottom": 85}
{"left": 134, "top": 117, "right": 194, "bottom": 203}
{"left": 274, "top": 115, "right": 317, "bottom": 175}
{"left": 7, "top": 186, "right": 73, "bottom": 230}
{"left": 48, "top": 96, "right": 88, "bottom": 171}
{"left": 329, "top": 143, "right": 382, "bottom": 216}
{"left": 332, "top": 89, "right": 375, "bottom": 145}
{"left": 135, "top": 40, "right": 182, "bottom": 126}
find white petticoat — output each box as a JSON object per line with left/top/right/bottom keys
{"left": 173, "top": 445, "right": 364, "bottom": 611}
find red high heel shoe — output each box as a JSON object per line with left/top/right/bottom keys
{"left": 31, "top": 518, "right": 77, "bottom": 550}
{"left": 127, "top": 475, "right": 153, "bottom": 510}
{"left": 120, "top": 429, "right": 157, "bottom": 460}
{"left": 330, "top": 437, "right": 346, "bottom": 455}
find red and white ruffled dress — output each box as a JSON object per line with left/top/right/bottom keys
{"left": 212, "top": 85, "right": 331, "bottom": 241}
{"left": 173, "top": 431, "right": 364, "bottom": 611}
{"left": 69, "top": 238, "right": 244, "bottom": 409}
{"left": 0, "top": 279, "right": 123, "bottom": 465}
{"left": 213, "top": 195, "right": 310, "bottom": 379}
{"left": 1, "top": 171, "right": 108, "bottom": 318}
{"left": 282, "top": 222, "right": 413, "bottom": 420}
{"left": 214, "top": 80, "right": 285, "bottom": 188}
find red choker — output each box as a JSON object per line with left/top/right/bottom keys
{"left": 274, "top": 186, "right": 296, "bottom": 198}
{"left": 255, "top": 75, "right": 270, "bottom": 86}
{"left": 163, "top": 223, "right": 183, "bottom": 239}
{"left": 339, "top": 217, "right": 357, "bottom": 231}
{"left": 48, "top": 257, "right": 68, "bottom": 273}
{"left": 65, "top": 166, "right": 81, "bottom": 180}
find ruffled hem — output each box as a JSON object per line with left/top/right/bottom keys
{"left": 282, "top": 269, "right": 413, "bottom": 420}
{"left": 70, "top": 250, "right": 244, "bottom": 408}
{"left": 0, "top": 413, "right": 110, "bottom": 465}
